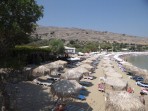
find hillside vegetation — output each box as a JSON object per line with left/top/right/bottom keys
{"left": 32, "top": 26, "right": 148, "bottom": 45}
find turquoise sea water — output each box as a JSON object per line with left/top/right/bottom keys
{"left": 126, "top": 55, "right": 148, "bottom": 70}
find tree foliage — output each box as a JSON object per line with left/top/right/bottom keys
{"left": 49, "top": 39, "right": 65, "bottom": 55}
{"left": 0, "top": 0, "right": 43, "bottom": 56}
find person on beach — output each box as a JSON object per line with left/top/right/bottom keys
{"left": 127, "top": 87, "right": 134, "bottom": 93}
{"left": 98, "top": 83, "right": 105, "bottom": 92}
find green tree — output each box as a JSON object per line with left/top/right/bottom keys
{"left": 49, "top": 39, "right": 65, "bottom": 55}
{"left": 100, "top": 41, "right": 112, "bottom": 51}
{"left": 85, "top": 42, "right": 98, "bottom": 52}
{"left": 0, "top": 0, "right": 43, "bottom": 56}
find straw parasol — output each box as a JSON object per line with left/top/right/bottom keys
{"left": 104, "top": 77, "right": 128, "bottom": 91}
{"left": 32, "top": 65, "right": 50, "bottom": 77}
{"left": 104, "top": 70, "right": 123, "bottom": 78}
{"left": 60, "top": 69, "right": 83, "bottom": 81}
{"left": 101, "top": 63, "right": 114, "bottom": 68}
{"left": 49, "top": 68, "right": 59, "bottom": 77}
{"left": 46, "top": 62, "right": 59, "bottom": 69}
{"left": 44, "top": 62, "right": 61, "bottom": 77}
{"left": 54, "top": 60, "right": 67, "bottom": 67}
{"left": 51, "top": 80, "right": 82, "bottom": 99}
{"left": 74, "top": 67, "right": 89, "bottom": 75}
{"left": 54, "top": 60, "right": 67, "bottom": 65}
{"left": 105, "top": 91, "right": 145, "bottom": 111}
{"left": 80, "top": 64, "right": 94, "bottom": 71}
{"left": 82, "top": 59, "right": 93, "bottom": 64}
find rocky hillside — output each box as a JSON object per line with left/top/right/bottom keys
{"left": 33, "top": 26, "right": 148, "bottom": 45}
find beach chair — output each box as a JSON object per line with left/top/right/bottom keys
{"left": 79, "top": 90, "right": 87, "bottom": 95}
{"left": 65, "top": 105, "right": 85, "bottom": 111}
{"left": 77, "top": 94, "right": 86, "bottom": 100}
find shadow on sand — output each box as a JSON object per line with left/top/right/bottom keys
{"left": 5, "top": 81, "right": 55, "bottom": 111}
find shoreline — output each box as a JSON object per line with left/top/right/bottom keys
{"left": 113, "top": 52, "right": 148, "bottom": 82}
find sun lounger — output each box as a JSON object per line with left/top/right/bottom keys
{"left": 65, "top": 105, "right": 85, "bottom": 111}
{"left": 136, "top": 81, "right": 148, "bottom": 88}
{"left": 33, "top": 79, "right": 41, "bottom": 84}
{"left": 77, "top": 94, "right": 86, "bottom": 100}
{"left": 79, "top": 90, "right": 87, "bottom": 95}
{"left": 39, "top": 82, "right": 52, "bottom": 86}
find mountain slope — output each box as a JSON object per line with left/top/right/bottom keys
{"left": 33, "top": 26, "right": 148, "bottom": 45}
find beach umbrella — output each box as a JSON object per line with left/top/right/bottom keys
{"left": 74, "top": 67, "right": 89, "bottom": 75}
{"left": 51, "top": 80, "right": 82, "bottom": 99}
{"left": 49, "top": 68, "right": 59, "bottom": 77}
{"left": 54, "top": 60, "right": 67, "bottom": 67}
{"left": 88, "top": 56, "right": 98, "bottom": 61}
{"left": 104, "top": 77, "right": 128, "bottom": 91}
{"left": 80, "top": 64, "right": 94, "bottom": 71}
{"left": 103, "top": 67, "right": 115, "bottom": 72}
{"left": 105, "top": 91, "right": 145, "bottom": 111}
{"left": 49, "top": 62, "right": 59, "bottom": 69}
{"left": 32, "top": 65, "right": 50, "bottom": 77}
{"left": 82, "top": 59, "right": 93, "bottom": 64}
{"left": 44, "top": 62, "right": 60, "bottom": 69}
{"left": 55, "top": 60, "right": 67, "bottom": 65}
{"left": 61, "top": 69, "right": 83, "bottom": 81}
{"left": 102, "top": 63, "right": 114, "bottom": 68}
{"left": 45, "top": 62, "right": 61, "bottom": 76}
{"left": 104, "top": 70, "right": 122, "bottom": 78}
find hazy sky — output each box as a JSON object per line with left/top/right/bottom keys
{"left": 37, "top": 0, "right": 148, "bottom": 37}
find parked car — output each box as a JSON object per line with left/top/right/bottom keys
{"left": 140, "top": 88, "right": 148, "bottom": 95}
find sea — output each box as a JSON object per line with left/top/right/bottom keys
{"left": 126, "top": 55, "right": 148, "bottom": 70}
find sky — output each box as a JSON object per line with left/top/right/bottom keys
{"left": 37, "top": 0, "right": 148, "bottom": 37}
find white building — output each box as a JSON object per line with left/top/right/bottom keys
{"left": 64, "top": 46, "right": 76, "bottom": 54}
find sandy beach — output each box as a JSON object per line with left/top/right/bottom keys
{"left": 3, "top": 53, "right": 148, "bottom": 111}
{"left": 84, "top": 54, "right": 147, "bottom": 111}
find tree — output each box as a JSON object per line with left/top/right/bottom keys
{"left": 49, "top": 39, "right": 65, "bottom": 55}
{"left": 84, "top": 42, "right": 98, "bottom": 52}
{"left": 100, "top": 41, "right": 112, "bottom": 51}
{"left": 0, "top": 0, "right": 43, "bottom": 56}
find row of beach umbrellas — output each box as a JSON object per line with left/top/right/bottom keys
{"left": 101, "top": 57, "right": 127, "bottom": 91}
{"left": 51, "top": 55, "right": 100, "bottom": 100}
{"left": 32, "top": 54, "right": 100, "bottom": 100}
{"left": 104, "top": 55, "right": 145, "bottom": 111}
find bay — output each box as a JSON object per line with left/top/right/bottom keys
{"left": 126, "top": 55, "right": 148, "bottom": 70}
